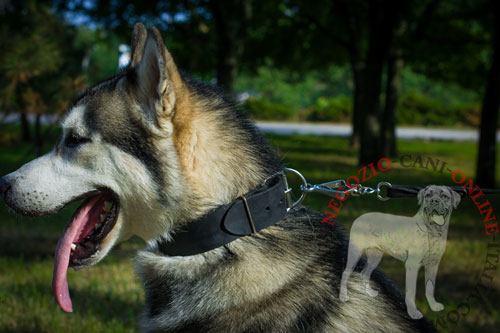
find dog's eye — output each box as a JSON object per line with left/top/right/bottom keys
{"left": 65, "top": 134, "right": 91, "bottom": 147}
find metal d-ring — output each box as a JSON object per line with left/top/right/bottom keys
{"left": 376, "top": 181, "right": 392, "bottom": 201}
{"left": 282, "top": 168, "right": 308, "bottom": 210}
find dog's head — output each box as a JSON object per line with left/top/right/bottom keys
{"left": 0, "top": 22, "right": 275, "bottom": 313}
{"left": 0, "top": 23, "right": 213, "bottom": 312}
{"left": 417, "top": 185, "right": 461, "bottom": 226}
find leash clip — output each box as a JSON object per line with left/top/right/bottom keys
{"left": 303, "top": 179, "right": 350, "bottom": 200}
{"left": 346, "top": 182, "right": 392, "bottom": 201}
{"left": 376, "top": 182, "right": 392, "bottom": 201}
{"left": 267, "top": 170, "right": 393, "bottom": 213}
{"left": 348, "top": 184, "right": 375, "bottom": 196}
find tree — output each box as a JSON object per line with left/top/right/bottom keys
{"left": 381, "top": 0, "right": 441, "bottom": 158}
{"left": 54, "top": 0, "right": 499, "bottom": 171}
{"left": 381, "top": 28, "right": 404, "bottom": 158}
{"left": 56, "top": 0, "right": 253, "bottom": 93}
{"left": 476, "top": 0, "right": 500, "bottom": 187}
{"left": 287, "top": 0, "right": 442, "bottom": 163}
{"left": 0, "top": 0, "right": 85, "bottom": 153}
{"left": 210, "top": 0, "right": 252, "bottom": 93}
{"left": 0, "top": 0, "right": 60, "bottom": 141}
{"left": 400, "top": 0, "right": 494, "bottom": 184}
{"left": 357, "top": 0, "right": 404, "bottom": 164}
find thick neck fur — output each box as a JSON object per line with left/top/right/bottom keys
{"left": 169, "top": 76, "right": 281, "bottom": 221}
{"left": 137, "top": 76, "right": 290, "bottom": 330}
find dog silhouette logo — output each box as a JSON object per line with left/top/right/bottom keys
{"left": 339, "top": 185, "right": 461, "bottom": 319}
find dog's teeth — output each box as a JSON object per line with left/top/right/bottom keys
{"left": 103, "top": 201, "right": 112, "bottom": 213}
{"left": 96, "top": 222, "right": 102, "bottom": 229}
{"left": 71, "top": 243, "right": 76, "bottom": 251}
{"left": 100, "top": 214, "right": 107, "bottom": 222}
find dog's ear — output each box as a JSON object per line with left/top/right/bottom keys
{"left": 130, "top": 23, "right": 147, "bottom": 67}
{"left": 449, "top": 187, "right": 461, "bottom": 208}
{"left": 417, "top": 188, "right": 426, "bottom": 206}
{"left": 129, "top": 25, "right": 181, "bottom": 121}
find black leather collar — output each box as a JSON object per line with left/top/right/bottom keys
{"left": 157, "top": 173, "right": 289, "bottom": 256}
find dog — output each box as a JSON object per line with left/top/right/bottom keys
{"left": 0, "top": 23, "right": 436, "bottom": 332}
{"left": 339, "top": 185, "right": 461, "bottom": 320}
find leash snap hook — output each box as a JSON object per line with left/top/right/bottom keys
{"left": 302, "top": 179, "right": 350, "bottom": 199}
{"left": 376, "top": 182, "right": 392, "bottom": 201}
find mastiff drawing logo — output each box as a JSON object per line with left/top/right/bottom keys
{"left": 339, "top": 185, "right": 461, "bottom": 320}
{"left": 327, "top": 154, "right": 499, "bottom": 330}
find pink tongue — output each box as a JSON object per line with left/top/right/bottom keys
{"left": 52, "top": 195, "right": 103, "bottom": 312}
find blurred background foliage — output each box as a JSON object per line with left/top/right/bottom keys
{"left": 238, "top": 65, "right": 482, "bottom": 127}
{"left": 2, "top": 0, "right": 499, "bottom": 186}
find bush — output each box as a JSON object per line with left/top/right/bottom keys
{"left": 235, "top": 66, "right": 484, "bottom": 127}
{"left": 245, "top": 91, "right": 482, "bottom": 127}
{"left": 398, "top": 91, "right": 481, "bottom": 127}
{"left": 244, "top": 97, "right": 295, "bottom": 120}
{"left": 234, "top": 65, "right": 353, "bottom": 112}
{"left": 305, "top": 96, "right": 353, "bottom": 122}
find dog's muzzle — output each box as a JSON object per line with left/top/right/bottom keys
{"left": 429, "top": 202, "right": 446, "bottom": 214}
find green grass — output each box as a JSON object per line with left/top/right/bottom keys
{"left": 1, "top": 126, "right": 499, "bottom": 332}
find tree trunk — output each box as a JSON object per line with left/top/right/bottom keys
{"left": 20, "top": 112, "right": 31, "bottom": 142}
{"left": 339, "top": 0, "right": 365, "bottom": 149}
{"left": 382, "top": 21, "right": 406, "bottom": 157}
{"left": 381, "top": 55, "right": 401, "bottom": 158}
{"left": 476, "top": 2, "right": 500, "bottom": 188}
{"left": 359, "top": 0, "right": 400, "bottom": 165}
{"left": 210, "top": 0, "right": 252, "bottom": 94}
{"left": 349, "top": 58, "right": 365, "bottom": 148}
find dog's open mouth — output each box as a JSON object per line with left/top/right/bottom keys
{"left": 429, "top": 208, "right": 447, "bottom": 225}
{"left": 52, "top": 190, "right": 119, "bottom": 313}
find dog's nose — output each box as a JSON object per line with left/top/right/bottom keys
{"left": 0, "top": 177, "right": 11, "bottom": 198}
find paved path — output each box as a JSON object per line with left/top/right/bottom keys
{"left": 1, "top": 115, "right": 496, "bottom": 142}
{"left": 256, "top": 121, "right": 500, "bottom": 142}
{"left": 1, "top": 114, "right": 59, "bottom": 125}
